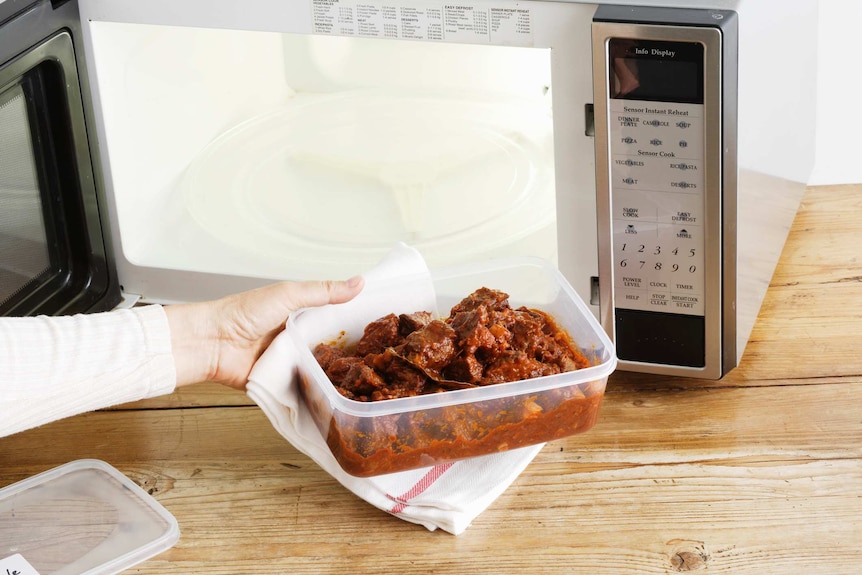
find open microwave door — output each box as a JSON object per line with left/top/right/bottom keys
{"left": 73, "top": 0, "right": 597, "bottom": 306}
{"left": 0, "top": 0, "right": 120, "bottom": 316}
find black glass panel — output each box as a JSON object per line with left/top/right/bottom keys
{"left": 608, "top": 39, "right": 704, "bottom": 105}
{"left": 615, "top": 307, "right": 705, "bottom": 368}
{"left": 0, "top": 85, "right": 53, "bottom": 307}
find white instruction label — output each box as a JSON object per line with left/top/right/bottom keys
{"left": 0, "top": 554, "right": 41, "bottom": 575}
{"left": 310, "top": 0, "right": 533, "bottom": 46}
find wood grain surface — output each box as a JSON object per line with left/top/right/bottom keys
{"left": 2, "top": 184, "right": 861, "bottom": 574}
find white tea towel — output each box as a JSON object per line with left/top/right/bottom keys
{"left": 246, "top": 243, "right": 544, "bottom": 535}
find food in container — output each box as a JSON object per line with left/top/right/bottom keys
{"left": 290, "top": 257, "right": 617, "bottom": 477}
{"left": 314, "top": 287, "right": 593, "bottom": 400}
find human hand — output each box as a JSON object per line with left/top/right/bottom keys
{"left": 165, "top": 277, "right": 364, "bottom": 389}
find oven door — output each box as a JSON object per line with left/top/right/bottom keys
{"left": 0, "top": 0, "right": 119, "bottom": 316}
{"left": 74, "top": 0, "right": 599, "bottom": 307}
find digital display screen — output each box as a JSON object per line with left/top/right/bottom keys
{"left": 609, "top": 39, "right": 704, "bottom": 104}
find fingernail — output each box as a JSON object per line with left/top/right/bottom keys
{"left": 346, "top": 275, "right": 363, "bottom": 288}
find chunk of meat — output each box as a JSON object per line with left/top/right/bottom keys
{"left": 482, "top": 350, "right": 558, "bottom": 385}
{"left": 449, "top": 305, "right": 497, "bottom": 355}
{"left": 448, "top": 287, "right": 511, "bottom": 317}
{"left": 355, "top": 313, "right": 401, "bottom": 356}
{"left": 506, "top": 308, "right": 548, "bottom": 357}
{"left": 331, "top": 360, "right": 387, "bottom": 399}
{"left": 367, "top": 349, "right": 429, "bottom": 398}
{"left": 443, "top": 353, "right": 484, "bottom": 383}
{"left": 313, "top": 343, "right": 347, "bottom": 372}
{"left": 397, "top": 320, "right": 458, "bottom": 375}
{"left": 399, "top": 311, "right": 433, "bottom": 336}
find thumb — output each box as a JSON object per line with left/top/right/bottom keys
{"left": 279, "top": 276, "right": 365, "bottom": 312}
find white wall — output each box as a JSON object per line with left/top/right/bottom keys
{"left": 810, "top": 0, "right": 862, "bottom": 185}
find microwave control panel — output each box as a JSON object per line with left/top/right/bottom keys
{"left": 607, "top": 39, "right": 705, "bottom": 319}
{"left": 599, "top": 32, "right": 715, "bottom": 371}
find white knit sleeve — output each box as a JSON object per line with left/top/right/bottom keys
{"left": 0, "top": 305, "right": 177, "bottom": 438}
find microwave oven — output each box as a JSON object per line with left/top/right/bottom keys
{"left": 0, "top": 0, "right": 817, "bottom": 379}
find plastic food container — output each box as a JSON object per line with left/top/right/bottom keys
{"left": 0, "top": 459, "right": 179, "bottom": 574}
{"left": 290, "top": 257, "right": 617, "bottom": 477}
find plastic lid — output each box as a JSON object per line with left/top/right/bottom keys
{"left": 0, "top": 459, "right": 179, "bottom": 575}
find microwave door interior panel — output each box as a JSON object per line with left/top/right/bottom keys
{"left": 74, "top": 0, "right": 600, "bottom": 304}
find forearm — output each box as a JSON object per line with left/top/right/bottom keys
{"left": 162, "top": 300, "right": 219, "bottom": 387}
{"left": 0, "top": 277, "right": 364, "bottom": 438}
{"left": 0, "top": 305, "right": 177, "bottom": 438}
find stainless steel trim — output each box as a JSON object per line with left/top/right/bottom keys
{"left": 0, "top": 32, "right": 83, "bottom": 127}
{"left": 720, "top": 16, "right": 740, "bottom": 373}
{"left": 0, "top": 0, "right": 37, "bottom": 29}
{"left": 592, "top": 21, "right": 726, "bottom": 379}
{"left": 0, "top": 15, "right": 118, "bottom": 313}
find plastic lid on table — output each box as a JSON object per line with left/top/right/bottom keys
{"left": 0, "top": 459, "right": 179, "bottom": 575}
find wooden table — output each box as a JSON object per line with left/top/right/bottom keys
{"left": 2, "top": 184, "right": 861, "bottom": 574}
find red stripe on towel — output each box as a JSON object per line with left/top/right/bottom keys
{"left": 387, "top": 462, "right": 454, "bottom": 514}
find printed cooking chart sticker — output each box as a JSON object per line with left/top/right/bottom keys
{"left": 309, "top": 0, "right": 533, "bottom": 46}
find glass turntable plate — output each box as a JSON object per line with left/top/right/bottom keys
{"left": 180, "top": 90, "right": 556, "bottom": 269}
